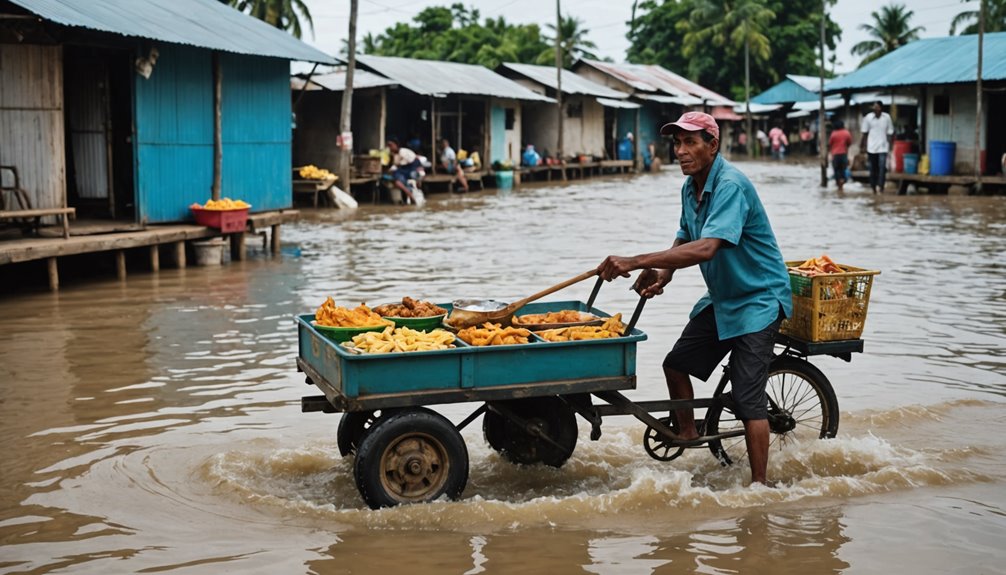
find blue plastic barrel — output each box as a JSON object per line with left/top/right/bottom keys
{"left": 617, "top": 139, "right": 633, "bottom": 160}
{"left": 495, "top": 170, "right": 514, "bottom": 190}
{"left": 903, "top": 153, "right": 919, "bottom": 174}
{"left": 929, "top": 141, "right": 956, "bottom": 176}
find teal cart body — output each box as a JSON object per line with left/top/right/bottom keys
{"left": 297, "top": 299, "right": 647, "bottom": 412}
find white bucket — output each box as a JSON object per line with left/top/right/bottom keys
{"left": 192, "top": 238, "right": 225, "bottom": 266}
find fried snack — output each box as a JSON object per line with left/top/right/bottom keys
{"left": 343, "top": 326, "right": 456, "bottom": 353}
{"left": 790, "top": 254, "right": 844, "bottom": 276}
{"left": 536, "top": 314, "right": 626, "bottom": 342}
{"left": 299, "top": 164, "right": 334, "bottom": 180}
{"left": 190, "top": 197, "right": 250, "bottom": 210}
{"left": 456, "top": 322, "right": 532, "bottom": 346}
{"left": 512, "top": 310, "right": 597, "bottom": 325}
{"left": 373, "top": 297, "right": 447, "bottom": 318}
{"left": 314, "top": 297, "right": 390, "bottom": 327}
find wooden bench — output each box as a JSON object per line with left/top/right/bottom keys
{"left": 1, "top": 166, "right": 75, "bottom": 239}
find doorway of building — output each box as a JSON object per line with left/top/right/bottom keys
{"left": 986, "top": 91, "right": 1005, "bottom": 176}
{"left": 64, "top": 46, "right": 135, "bottom": 221}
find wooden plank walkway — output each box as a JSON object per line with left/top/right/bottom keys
{"left": 0, "top": 210, "right": 299, "bottom": 290}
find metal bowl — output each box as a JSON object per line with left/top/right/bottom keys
{"left": 451, "top": 299, "right": 508, "bottom": 312}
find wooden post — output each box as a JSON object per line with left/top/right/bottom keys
{"left": 212, "top": 51, "right": 222, "bottom": 201}
{"left": 271, "top": 224, "right": 281, "bottom": 254}
{"left": 115, "top": 250, "right": 126, "bottom": 280}
{"left": 634, "top": 107, "right": 641, "bottom": 172}
{"left": 337, "top": 0, "right": 359, "bottom": 196}
{"left": 975, "top": 0, "right": 985, "bottom": 193}
{"left": 430, "top": 97, "right": 437, "bottom": 173}
{"left": 47, "top": 257, "right": 58, "bottom": 291}
{"left": 174, "top": 241, "right": 186, "bottom": 268}
{"left": 149, "top": 244, "right": 159, "bottom": 272}
{"left": 230, "top": 233, "right": 246, "bottom": 261}
{"left": 818, "top": 0, "right": 828, "bottom": 187}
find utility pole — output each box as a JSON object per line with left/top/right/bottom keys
{"left": 744, "top": 27, "right": 752, "bottom": 158}
{"left": 818, "top": 0, "right": 828, "bottom": 187}
{"left": 974, "top": 0, "right": 985, "bottom": 194}
{"left": 555, "top": 0, "right": 565, "bottom": 180}
{"left": 338, "top": 0, "right": 359, "bottom": 196}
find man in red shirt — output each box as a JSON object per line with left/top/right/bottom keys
{"left": 828, "top": 120, "right": 853, "bottom": 192}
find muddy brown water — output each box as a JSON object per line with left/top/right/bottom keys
{"left": 2, "top": 162, "right": 1005, "bottom": 574}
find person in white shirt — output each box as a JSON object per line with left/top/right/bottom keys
{"left": 386, "top": 138, "right": 421, "bottom": 204}
{"left": 860, "top": 101, "right": 895, "bottom": 194}
{"left": 439, "top": 139, "right": 470, "bottom": 193}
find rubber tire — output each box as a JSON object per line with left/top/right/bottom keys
{"left": 707, "top": 356, "right": 840, "bottom": 466}
{"left": 353, "top": 407, "right": 468, "bottom": 509}
{"left": 483, "top": 397, "right": 578, "bottom": 467}
{"left": 336, "top": 411, "right": 378, "bottom": 457}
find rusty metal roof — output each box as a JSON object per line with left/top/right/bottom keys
{"left": 827, "top": 32, "right": 1006, "bottom": 92}
{"left": 576, "top": 59, "right": 735, "bottom": 106}
{"left": 498, "top": 62, "right": 629, "bottom": 99}
{"left": 356, "top": 55, "right": 553, "bottom": 102}
{"left": 8, "top": 0, "right": 336, "bottom": 63}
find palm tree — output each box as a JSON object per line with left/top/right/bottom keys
{"left": 851, "top": 4, "right": 924, "bottom": 67}
{"left": 226, "top": 0, "right": 314, "bottom": 39}
{"left": 681, "top": 0, "right": 775, "bottom": 158}
{"left": 951, "top": 0, "right": 1006, "bottom": 34}
{"left": 536, "top": 15, "right": 598, "bottom": 67}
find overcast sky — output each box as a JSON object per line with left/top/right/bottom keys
{"left": 299, "top": 0, "right": 964, "bottom": 74}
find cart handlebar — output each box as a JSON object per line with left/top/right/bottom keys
{"left": 585, "top": 275, "right": 648, "bottom": 338}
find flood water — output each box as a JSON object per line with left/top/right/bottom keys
{"left": 2, "top": 162, "right": 1005, "bottom": 574}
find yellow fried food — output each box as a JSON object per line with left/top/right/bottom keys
{"left": 314, "top": 297, "right": 390, "bottom": 327}
{"left": 190, "top": 197, "right": 251, "bottom": 210}
{"left": 299, "top": 164, "right": 334, "bottom": 180}
{"left": 513, "top": 310, "right": 596, "bottom": 325}
{"left": 790, "top": 254, "right": 844, "bottom": 276}
{"left": 536, "top": 314, "right": 626, "bottom": 342}
{"left": 456, "top": 322, "right": 531, "bottom": 346}
{"left": 373, "top": 297, "right": 447, "bottom": 318}
{"left": 343, "top": 326, "right": 456, "bottom": 353}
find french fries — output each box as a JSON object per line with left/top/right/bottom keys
{"left": 456, "top": 322, "right": 531, "bottom": 346}
{"left": 314, "top": 297, "right": 390, "bottom": 327}
{"left": 536, "top": 314, "right": 626, "bottom": 342}
{"left": 343, "top": 326, "right": 456, "bottom": 353}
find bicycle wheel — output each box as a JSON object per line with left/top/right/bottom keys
{"left": 707, "top": 356, "right": 839, "bottom": 466}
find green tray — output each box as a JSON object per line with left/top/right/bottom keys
{"left": 312, "top": 322, "right": 389, "bottom": 343}
{"left": 382, "top": 314, "right": 447, "bottom": 332}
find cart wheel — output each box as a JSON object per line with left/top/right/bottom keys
{"left": 353, "top": 407, "right": 468, "bottom": 509}
{"left": 707, "top": 356, "right": 840, "bottom": 467}
{"left": 643, "top": 416, "right": 686, "bottom": 462}
{"left": 337, "top": 411, "right": 380, "bottom": 457}
{"left": 483, "top": 397, "right": 578, "bottom": 467}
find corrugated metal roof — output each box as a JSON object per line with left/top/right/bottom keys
{"left": 356, "top": 55, "right": 553, "bottom": 102}
{"left": 751, "top": 77, "right": 819, "bottom": 104}
{"left": 732, "top": 102, "right": 782, "bottom": 114}
{"left": 293, "top": 68, "right": 397, "bottom": 92}
{"left": 636, "top": 93, "right": 703, "bottom": 106}
{"left": 788, "top": 75, "right": 822, "bottom": 91}
{"left": 597, "top": 97, "right": 639, "bottom": 109}
{"left": 577, "top": 59, "right": 735, "bottom": 106}
{"left": 827, "top": 32, "right": 1006, "bottom": 92}
{"left": 499, "top": 62, "right": 628, "bottom": 99}
{"left": 8, "top": 0, "right": 336, "bottom": 63}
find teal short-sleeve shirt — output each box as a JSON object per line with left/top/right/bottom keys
{"left": 675, "top": 155, "right": 793, "bottom": 340}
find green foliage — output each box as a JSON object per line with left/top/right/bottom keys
{"left": 627, "top": 0, "right": 841, "bottom": 101}
{"left": 851, "top": 3, "right": 924, "bottom": 67}
{"left": 362, "top": 3, "right": 552, "bottom": 69}
{"left": 951, "top": 0, "right": 1006, "bottom": 34}
{"left": 536, "top": 16, "right": 599, "bottom": 67}
{"left": 225, "top": 0, "right": 314, "bottom": 39}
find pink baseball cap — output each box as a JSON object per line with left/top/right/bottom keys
{"left": 660, "top": 111, "right": 720, "bottom": 140}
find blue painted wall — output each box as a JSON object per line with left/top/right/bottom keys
{"left": 490, "top": 105, "right": 506, "bottom": 163}
{"left": 134, "top": 44, "right": 292, "bottom": 223}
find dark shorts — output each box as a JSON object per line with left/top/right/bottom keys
{"left": 662, "top": 305, "right": 783, "bottom": 421}
{"left": 832, "top": 153, "right": 848, "bottom": 181}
